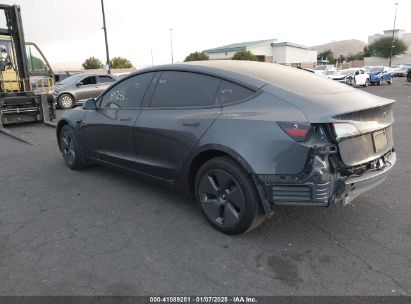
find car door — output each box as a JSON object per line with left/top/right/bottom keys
{"left": 355, "top": 70, "right": 367, "bottom": 85}
{"left": 76, "top": 75, "right": 100, "bottom": 101}
{"left": 133, "top": 71, "right": 222, "bottom": 180}
{"left": 383, "top": 68, "right": 392, "bottom": 81}
{"left": 81, "top": 72, "right": 155, "bottom": 168}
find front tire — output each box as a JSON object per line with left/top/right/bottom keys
{"left": 58, "top": 94, "right": 74, "bottom": 110}
{"left": 377, "top": 78, "right": 382, "bottom": 86}
{"left": 387, "top": 78, "right": 392, "bottom": 85}
{"left": 59, "top": 125, "right": 87, "bottom": 170}
{"left": 363, "top": 78, "right": 369, "bottom": 87}
{"left": 195, "top": 156, "right": 265, "bottom": 235}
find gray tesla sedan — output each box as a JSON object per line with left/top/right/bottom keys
{"left": 56, "top": 60, "right": 396, "bottom": 234}
{"left": 53, "top": 73, "right": 117, "bottom": 109}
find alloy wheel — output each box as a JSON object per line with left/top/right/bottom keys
{"left": 198, "top": 169, "right": 245, "bottom": 228}
{"left": 60, "top": 129, "right": 76, "bottom": 165}
{"left": 61, "top": 95, "right": 73, "bottom": 109}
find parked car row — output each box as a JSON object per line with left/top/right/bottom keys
{"left": 312, "top": 65, "right": 398, "bottom": 87}
{"left": 391, "top": 64, "right": 411, "bottom": 77}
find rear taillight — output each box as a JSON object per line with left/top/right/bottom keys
{"left": 277, "top": 122, "right": 311, "bottom": 142}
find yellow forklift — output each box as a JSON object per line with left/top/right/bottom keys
{"left": 0, "top": 4, "right": 55, "bottom": 143}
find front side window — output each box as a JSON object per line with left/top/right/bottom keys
{"left": 215, "top": 80, "right": 255, "bottom": 105}
{"left": 100, "top": 72, "right": 154, "bottom": 109}
{"left": 150, "top": 71, "right": 221, "bottom": 108}
{"left": 81, "top": 76, "right": 97, "bottom": 85}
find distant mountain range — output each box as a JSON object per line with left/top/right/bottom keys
{"left": 312, "top": 39, "right": 367, "bottom": 57}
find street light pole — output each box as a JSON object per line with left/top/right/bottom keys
{"left": 169, "top": 29, "right": 174, "bottom": 64}
{"left": 101, "top": 0, "right": 111, "bottom": 74}
{"left": 389, "top": 2, "right": 399, "bottom": 67}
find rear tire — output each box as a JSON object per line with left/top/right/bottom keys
{"left": 377, "top": 78, "right": 382, "bottom": 86}
{"left": 195, "top": 156, "right": 265, "bottom": 235}
{"left": 363, "top": 79, "right": 369, "bottom": 87}
{"left": 387, "top": 78, "right": 392, "bottom": 85}
{"left": 59, "top": 125, "right": 87, "bottom": 170}
{"left": 58, "top": 94, "right": 74, "bottom": 110}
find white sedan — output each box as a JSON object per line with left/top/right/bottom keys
{"left": 330, "top": 68, "right": 370, "bottom": 87}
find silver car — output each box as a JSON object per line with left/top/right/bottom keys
{"left": 53, "top": 73, "right": 117, "bottom": 109}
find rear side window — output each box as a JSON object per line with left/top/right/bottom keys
{"left": 215, "top": 80, "right": 255, "bottom": 105}
{"left": 98, "top": 75, "right": 116, "bottom": 83}
{"left": 150, "top": 71, "right": 221, "bottom": 108}
{"left": 100, "top": 72, "right": 154, "bottom": 108}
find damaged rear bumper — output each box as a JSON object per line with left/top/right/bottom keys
{"left": 255, "top": 150, "right": 396, "bottom": 209}
{"left": 336, "top": 151, "right": 396, "bottom": 205}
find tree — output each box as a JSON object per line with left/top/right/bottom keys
{"left": 82, "top": 57, "right": 102, "bottom": 69}
{"left": 184, "top": 51, "right": 209, "bottom": 62}
{"left": 232, "top": 50, "right": 258, "bottom": 61}
{"left": 110, "top": 57, "right": 133, "bottom": 69}
{"left": 363, "top": 46, "right": 372, "bottom": 57}
{"left": 346, "top": 52, "right": 364, "bottom": 62}
{"left": 317, "top": 49, "right": 335, "bottom": 64}
{"left": 368, "top": 37, "right": 407, "bottom": 58}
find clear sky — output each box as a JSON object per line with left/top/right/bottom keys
{"left": 1, "top": 0, "right": 410, "bottom": 70}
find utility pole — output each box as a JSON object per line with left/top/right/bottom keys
{"left": 169, "top": 29, "right": 174, "bottom": 64}
{"left": 101, "top": 0, "right": 111, "bottom": 74}
{"left": 389, "top": 2, "right": 399, "bottom": 67}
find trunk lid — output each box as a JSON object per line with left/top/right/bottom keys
{"left": 263, "top": 85, "right": 395, "bottom": 167}
{"left": 264, "top": 85, "right": 395, "bottom": 123}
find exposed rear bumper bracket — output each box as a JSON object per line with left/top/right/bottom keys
{"left": 336, "top": 151, "right": 396, "bottom": 205}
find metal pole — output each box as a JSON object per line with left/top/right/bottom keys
{"left": 389, "top": 3, "right": 399, "bottom": 67}
{"left": 169, "top": 29, "right": 174, "bottom": 64}
{"left": 101, "top": 0, "right": 111, "bottom": 74}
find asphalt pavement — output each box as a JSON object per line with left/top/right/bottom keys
{"left": 0, "top": 78, "right": 410, "bottom": 296}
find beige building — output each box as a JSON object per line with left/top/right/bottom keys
{"left": 204, "top": 39, "right": 317, "bottom": 68}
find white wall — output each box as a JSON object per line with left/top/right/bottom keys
{"left": 247, "top": 44, "right": 273, "bottom": 56}
{"left": 284, "top": 46, "right": 317, "bottom": 64}
{"left": 207, "top": 50, "right": 237, "bottom": 60}
{"left": 205, "top": 43, "right": 317, "bottom": 65}
{"left": 272, "top": 46, "right": 287, "bottom": 63}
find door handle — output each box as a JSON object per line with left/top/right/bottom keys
{"left": 182, "top": 122, "right": 200, "bottom": 127}
{"left": 120, "top": 117, "right": 132, "bottom": 122}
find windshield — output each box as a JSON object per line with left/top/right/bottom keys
{"left": 368, "top": 67, "right": 383, "bottom": 73}
{"left": 339, "top": 69, "right": 355, "bottom": 76}
{"left": 58, "top": 74, "right": 85, "bottom": 85}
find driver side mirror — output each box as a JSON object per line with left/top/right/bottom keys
{"left": 76, "top": 81, "right": 84, "bottom": 87}
{"left": 82, "top": 98, "right": 97, "bottom": 110}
